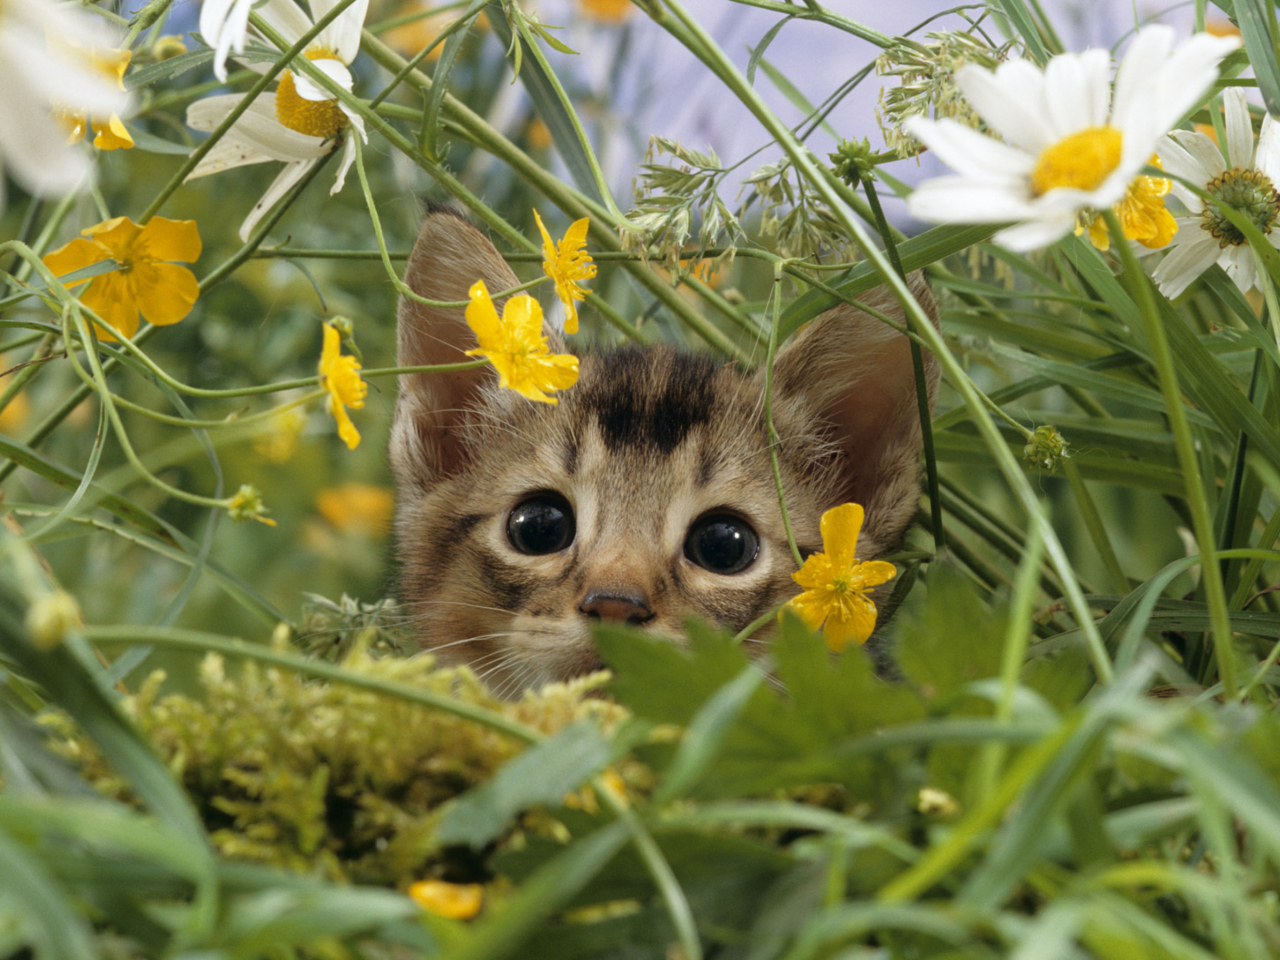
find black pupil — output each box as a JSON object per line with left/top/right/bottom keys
{"left": 507, "top": 495, "right": 575, "bottom": 555}
{"left": 685, "top": 515, "right": 758, "bottom": 574}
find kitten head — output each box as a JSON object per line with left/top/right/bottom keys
{"left": 390, "top": 207, "right": 939, "bottom": 695}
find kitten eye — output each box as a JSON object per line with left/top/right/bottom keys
{"left": 507, "top": 493, "right": 576, "bottom": 555}
{"left": 684, "top": 513, "right": 759, "bottom": 575}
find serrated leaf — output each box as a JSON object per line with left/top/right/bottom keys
{"left": 436, "top": 721, "right": 612, "bottom": 848}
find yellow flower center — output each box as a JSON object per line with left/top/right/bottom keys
{"left": 1031, "top": 125, "right": 1123, "bottom": 196}
{"left": 275, "top": 48, "right": 349, "bottom": 139}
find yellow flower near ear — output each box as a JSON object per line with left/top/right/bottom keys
{"left": 43, "top": 215, "right": 201, "bottom": 342}
{"left": 785, "top": 503, "right": 896, "bottom": 652}
{"left": 534, "top": 210, "right": 595, "bottom": 334}
{"left": 465, "top": 279, "right": 579, "bottom": 404}
{"left": 408, "top": 879, "right": 483, "bottom": 919}
{"left": 57, "top": 46, "right": 134, "bottom": 150}
{"left": 318, "top": 322, "right": 367, "bottom": 449}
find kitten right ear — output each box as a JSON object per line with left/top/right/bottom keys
{"left": 390, "top": 207, "right": 522, "bottom": 488}
{"left": 768, "top": 272, "right": 941, "bottom": 557}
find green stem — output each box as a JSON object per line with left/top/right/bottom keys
{"left": 1102, "top": 209, "right": 1235, "bottom": 698}
{"left": 765, "top": 260, "right": 804, "bottom": 569}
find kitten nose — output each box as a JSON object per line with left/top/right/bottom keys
{"left": 578, "top": 590, "right": 655, "bottom": 626}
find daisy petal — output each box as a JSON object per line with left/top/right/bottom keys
{"left": 904, "top": 117, "right": 1034, "bottom": 182}
{"left": 238, "top": 159, "right": 316, "bottom": 242}
{"left": 1043, "top": 49, "right": 1110, "bottom": 137}
{"left": 954, "top": 60, "right": 1052, "bottom": 153}
{"left": 1152, "top": 231, "right": 1219, "bottom": 299}
{"left": 1223, "top": 86, "right": 1254, "bottom": 170}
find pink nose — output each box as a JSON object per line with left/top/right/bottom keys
{"left": 578, "top": 591, "right": 654, "bottom": 626}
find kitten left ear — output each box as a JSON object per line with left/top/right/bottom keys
{"left": 765, "top": 272, "right": 941, "bottom": 556}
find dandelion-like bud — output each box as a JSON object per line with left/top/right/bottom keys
{"left": 830, "top": 137, "right": 879, "bottom": 187}
{"left": 1024, "top": 424, "right": 1071, "bottom": 474}
{"left": 228, "top": 484, "right": 277, "bottom": 526}
{"left": 25, "top": 590, "right": 82, "bottom": 651}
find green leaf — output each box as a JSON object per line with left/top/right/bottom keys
{"left": 896, "top": 563, "right": 1005, "bottom": 704}
{"left": 436, "top": 721, "right": 612, "bottom": 848}
{"left": 125, "top": 48, "right": 215, "bottom": 89}
{"left": 1235, "top": 0, "right": 1280, "bottom": 119}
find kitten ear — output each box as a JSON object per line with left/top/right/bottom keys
{"left": 391, "top": 206, "right": 557, "bottom": 487}
{"left": 769, "top": 272, "right": 941, "bottom": 556}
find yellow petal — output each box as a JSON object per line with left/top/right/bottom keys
{"left": 465, "top": 280, "right": 504, "bottom": 348}
{"left": 83, "top": 216, "right": 141, "bottom": 252}
{"left": 140, "top": 217, "right": 203, "bottom": 263}
{"left": 504, "top": 294, "right": 546, "bottom": 343}
{"left": 822, "top": 595, "right": 878, "bottom": 652}
{"left": 132, "top": 262, "right": 199, "bottom": 327}
{"left": 409, "top": 880, "right": 483, "bottom": 919}
{"left": 329, "top": 396, "right": 361, "bottom": 449}
{"left": 80, "top": 272, "right": 140, "bottom": 341}
{"left": 534, "top": 208, "right": 556, "bottom": 261}
{"left": 791, "top": 552, "right": 835, "bottom": 591}
{"left": 784, "top": 590, "right": 830, "bottom": 631}
{"left": 819, "top": 502, "right": 865, "bottom": 570}
{"left": 43, "top": 237, "right": 110, "bottom": 283}
{"left": 92, "top": 114, "right": 134, "bottom": 150}
{"left": 850, "top": 560, "right": 897, "bottom": 591}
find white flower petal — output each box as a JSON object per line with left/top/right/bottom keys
{"left": 330, "top": 135, "right": 357, "bottom": 194}
{"left": 1221, "top": 245, "right": 1259, "bottom": 294}
{"left": 954, "top": 60, "right": 1052, "bottom": 153}
{"left": 1223, "top": 86, "right": 1254, "bottom": 169}
{"left": 1152, "top": 231, "right": 1219, "bottom": 298}
{"left": 202, "top": 0, "right": 252, "bottom": 81}
{"left": 185, "top": 134, "right": 272, "bottom": 179}
{"left": 1157, "top": 133, "right": 1213, "bottom": 211}
{"left": 229, "top": 100, "right": 332, "bottom": 160}
{"left": 1043, "top": 49, "right": 1110, "bottom": 138}
{"left": 254, "top": 0, "right": 312, "bottom": 51}
{"left": 186, "top": 93, "right": 249, "bottom": 133}
{"left": 1167, "top": 128, "right": 1226, "bottom": 183}
{"left": 239, "top": 159, "right": 316, "bottom": 242}
{"left": 1256, "top": 113, "right": 1280, "bottom": 184}
{"left": 993, "top": 213, "right": 1079, "bottom": 252}
{"left": 1111, "top": 26, "right": 1175, "bottom": 134}
{"left": 0, "top": 70, "right": 91, "bottom": 197}
{"left": 313, "top": 0, "right": 369, "bottom": 62}
{"left": 907, "top": 178, "right": 1036, "bottom": 224}
{"left": 1146, "top": 32, "right": 1240, "bottom": 135}
{"left": 904, "top": 116, "right": 1034, "bottom": 183}
{"left": 292, "top": 58, "right": 353, "bottom": 101}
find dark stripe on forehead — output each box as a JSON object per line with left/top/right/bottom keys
{"left": 563, "top": 436, "right": 578, "bottom": 477}
{"left": 576, "top": 347, "right": 720, "bottom": 455}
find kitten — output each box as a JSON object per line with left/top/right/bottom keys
{"left": 390, "top": 206, "right": 939, "bottom": 696}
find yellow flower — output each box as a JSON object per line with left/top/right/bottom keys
{"left": 318, "top": 322, "right": 367, "bottom": 449}
{"left": 465, "top": 280, "right": 579, "bottom": 404}
{"left": 315, "top": 482, "right": 393, "bottom": 536}
{"left": 784, "top": 503, "right": 896, "bottom": 652}
{"left": 534, "top": 210, "right": 596, "bottom": 335}
{"left": 43, "top": 216, "right": 201, "bottom": 342}
{"left": 228, "top": 484, "right": 277, "bottom": 526}
{"left": 578, "top": 0, "right": 633, "bottom": 22}
{"left": 409, "top": 880, "right": 483, "bottom": 919}
{"left": 1075, "top": 154, "right": 1177, "bottom": 252}
{"left": 57, "top": 47, "right": 134, "bottom": 150}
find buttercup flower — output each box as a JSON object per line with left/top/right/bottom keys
{"left": 57, "top": 46, "right": 134, "bottom": 151}
{"left": 785, "top": 502, "right": 896, "bottom": 652}
{"left": 318, "top": 321, "right": 367, "bottom": 449}
{"left": 535, "top": 210, "right": 595, "bottom": 334}
{"left": 43, "top": 216, "right": 201, "bottom": 342}
{"left": 186, "top": 0, "right": 370, "bottom": 241}
{"left": 1153, "top": 87, "right": 1280, "bottom": 299}
{"left": 1075, "top": 155, "right": 1176, "bottom": 252}
{"left": 905, "top": 26, "right": 1238, "bottom": 251}
{"left": 0, "top": 0, "right": 131, "bottom": 209}
{"left": 465, "top": 280, "right": 580, "bottom": 404}
{"left": 408, "top": 880, "right": 483, "bottom": 919}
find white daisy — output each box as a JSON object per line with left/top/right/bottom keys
{"left": 1152, "top": 86, "right": 1280, "bottom": 299}
{"left": 200, "top": 0, "right": 255, "bottom": 82}
{"left": 185, "top": 0, "right": 370, "bottom": 242}
{"left": 904, "top": 26, "right": 1239, "bottom": 252}
{"left": 0, "top": 0, "right": 131, "bottom": 210}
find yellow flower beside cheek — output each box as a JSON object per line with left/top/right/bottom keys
{"left": 409, "top": 880, "right": 483, "bottom": 919}
{"left": 58, "top": 47, "right": 134, "bottom": 150}
{"left": 784, "top": 502, "right": 896, "bottom": 652}
{"left": 43, "top": 215, "right": 201, "bottom": 342}
{"left": 318, "top": 322, "right": 367, "bottom": 449}
{"left": 534, "top": 210, "right": 595, "bottom": 334}
{"left": 464, "top": 280, "right": 579, "bottom": 404}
